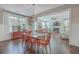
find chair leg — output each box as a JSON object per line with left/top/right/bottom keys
{"left": 22, "top": 41, "right": 24, "bottom": 48}
{"left": 49, "top": 43, "right": 51, "bottom": 53}
{"left": 41, "top": 45, "right": 44, "bottom": 54}
{"left": 22, "top": 39, "right": 26, "bottom": 47}
{"left": 45, "top": 46, "right": 48, "bottom": 54}
{"left": 37, "top": 44, "right": 40, "bottom": 53}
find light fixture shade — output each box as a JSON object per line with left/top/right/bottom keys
{"left": 28, "top": 16, "right": 38, "bottom": 22}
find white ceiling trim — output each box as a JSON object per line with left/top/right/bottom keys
{"left": 0, "top": 4, "right": 63, "bottom": 17}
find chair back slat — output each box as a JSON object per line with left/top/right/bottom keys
{"left": 22, "top": 33, "right": 27, "bottom": 41}
{"left": 46, "top": 33, "right": 51, "bottom": 43}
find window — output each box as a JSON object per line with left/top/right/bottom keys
{"left": 53, "top": 21, "right": 60, "bottom": 26}
{"left": 53, "top": 28, "right": 59, "bottom": 33}
{"left": 42, "top": 22, "right": 45, "bottom": 28}
{"left": 34, "top": 22, "right": 37, "bottom": 30}
{"left": 8, "top": 14, "right": 27, "bottom": 32}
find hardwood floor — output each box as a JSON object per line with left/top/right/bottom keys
{"left": 70, "top": 45, "right": 79, "bottom": 54}
{"left": 0, "top": 38, "right": 78, "bottom": 54}
{"left": 0, "top": 39, "right": 24, "bottom": 54}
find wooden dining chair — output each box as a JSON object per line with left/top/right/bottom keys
{"left": 21, "top": 33, "right": 29, "bottom": 48}
{"left": 21, "top": 30, "right": 32, "bottom": 47}
{"left": 26, "top": 35, "right": 37, "bottom": 53}
{"left": 37, "top": 32, "right": 51, "bottom": 53}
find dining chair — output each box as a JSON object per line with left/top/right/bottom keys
{"left": 21, "top": 29, "right": 33, "bottom": 47}
{"left": 26, "top": 35, "right": 37, "bottom": 53}
{"left": 21, "top": 33, "right": 29, "bottom": 48}
{"left": 37, "top": 32, "right": 51, "bottom": 54}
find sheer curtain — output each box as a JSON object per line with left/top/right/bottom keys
{"left": 2, "top": 12, "right": 29, "bottom": 40}
{"left": 2, "top": 12, "right": 11, "bottom": 40}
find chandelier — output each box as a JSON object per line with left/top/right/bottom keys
{"left": 28, "top": 4, "right": 38, "bottom": 22}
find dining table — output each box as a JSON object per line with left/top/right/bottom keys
{"left": 27, "top": 31, "right": 47, "bottom": 53}
{"left": 31, "top": 31, "right": 47, "bottom": 38}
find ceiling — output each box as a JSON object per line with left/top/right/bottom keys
{"left": 0, "top": 4, "right": 63, "bottom": 16}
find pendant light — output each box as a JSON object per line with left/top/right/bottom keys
{"left": 29, "top": 4, "right": 38, "bottom": 22}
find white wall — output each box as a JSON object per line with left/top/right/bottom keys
{"left": 0, "top": 8, "right": 4, "bottom": 41}
{"left": 0, "top": 24, "right": 3, "bottom": 41}
{"left": 69, "top": 5, "right": 79, "bottom": 47}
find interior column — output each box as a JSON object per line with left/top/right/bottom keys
{"left": 69, "top": 5, "right": 79, "bottom": 47}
